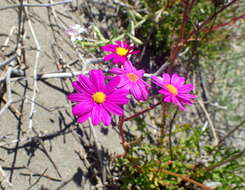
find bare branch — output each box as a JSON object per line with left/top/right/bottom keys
{"left": 0, "top": 0, "right": 73, "bottom": 10}
{"left": 0, "top": 165, "right": 13, "bottom": 189}
{"left": 0, "top": 55, "right": 17, "bottom": 69}
{"left": 197, "top": 98, "right": 218, "bottom": 145}
{"left": 0, "top": 68, "right": 12, "bottom": 116}
{"left": 25, "top": 5, "right": 41, "bottom": 130}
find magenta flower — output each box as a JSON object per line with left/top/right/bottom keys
{"left": 110, "top": 61, "right": 149, "bottom": 101}
{"left": 152, "top": 73, "right": 197, "bottom": 111}
{"left": 101, "top": 40, "right": 139, "bottom": 65}
{"left": 68, "top": 70, "right": 129, "bottom": 126}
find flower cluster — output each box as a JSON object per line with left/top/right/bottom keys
{"left": 68, "top": 40, "right": 197, "bottom": 126}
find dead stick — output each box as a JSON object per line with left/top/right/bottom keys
{"left": 0, "top": 0, "right": 73, "bottom": 10}
{"left": 150, "top": 168, "right": 214, "bottom": 190}
{"left": 25, "top": 3, "right": 41, "bottom": 130}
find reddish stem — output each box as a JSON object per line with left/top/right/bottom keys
{"left": 202, "top": 12, "right": 245, "bottom": 33}
{"left": 169, "top": 0, "right": 239, "bottom": 64}
{"left": 116, "top": 102, "right": 162, "bottom": 158}
{"left": 124, "top": 102, "right": 161, "bottom": 122}
{"left": 150, "top": 168, "right": 214, "bottom": 190}
{"left": 118, "top": 116, "right": 126, "bottom": 146}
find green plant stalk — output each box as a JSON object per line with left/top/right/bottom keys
{"left": 205, "top": 148, "right": 245, "bottom": 173}
{"left": 168, "top": 108, "right": 178, "bottom": 160}
{"left": 160, "top": 103, "right": 167, "bottom": 138}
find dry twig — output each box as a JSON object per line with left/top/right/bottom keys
{"left": 0, "top": 165, "right": 13, "bottom": 189}
{"left": 197, "top": 98, "right": 218, "bottom": 145}
{"left": 25, "top": 3, "right": 41, "bottom": 130}
{"left": 0, "top": 0, "right": 73, "bottom": 10}
{"left": 0, "top": 68, "right": 12, "bottom": 116}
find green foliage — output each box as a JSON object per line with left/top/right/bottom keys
{"left": 113, "top": 123, "right": 245, "bottom": 190}
{"left": 126, "top": 0, "right": 230, "bottom": 59}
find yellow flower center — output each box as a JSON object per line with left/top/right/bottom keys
{"left": 127, "top": 73, "right": 139, "bottom": 82}
{"left": 92, "top": 92, "right": 106, "bottom": 104}
{"left": 165, "top": 84, "right": 178, "bottom": 95}
{"left": 116, "top": 47, "right": 128, "bottom": 56}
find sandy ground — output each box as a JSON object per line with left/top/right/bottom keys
{"left": 0, "top": 1, "right": 124, "bottom": 189}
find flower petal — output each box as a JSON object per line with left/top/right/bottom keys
{"left": 116, "top": 40, "right": 123, "bottom": 47}
{"left": 129, "top": 50, "right": 140, "bottom": 55}
{"left": 110, "top": 67, "right": 125, "bottom": 75}
{"left": 106, "top": 96, "right": 129, "bottom": 104}
{"left": 137, "top": 81, "right": 149, "bottom": 101}
{"left": 67, "top": 93, "right": 83, "bottom": 102}
{"left": 77, "top": 112, "right": 91, "bottom": 123}
{"left": 112, "top": 55, "right": 120, "bottom": 64}
{"left": 175, "top": 98, "right": 186, "bottom": 111}
{"left": 119, "top": 56, "right": 127, "bottom": 64}
{"left": 89, "top": 70, "right": 105, "bottom": 91}
{"left": 164, "top": 96, "right": 172, "bottom": 103}
{"left": 106, "top": 76, "right": 120, "bottom": 94}
{"left": 108, "top": 88, "right": 129, "bottom": 100}
{"left": 104, "top": 102, "right": 124, "bottom": 115}
{"left": 116, "top": 76, "right": 131, "bottom": 88}
{"left": 78, "top": 74, "right": 96, "bottom": 94}
{"left": 72, "top": 81, "right": 85, "bottom": 93}
{"left": 123, "top": 41, "right": 129, "bottom": 49}
{"left": 72, "top": 102, "right": 93, "bottom": 116}
{"left": 162, "top": 73, "right": 171, "bottom": 84}
{"left": 104, "top": 53, "right": 116, "bottom": 61}
{"left": 177, "top": 93, "right": 197, "bottom": 100}
{"left": 100, "top": 108, "right": 111, "bottom": 126}
{"left": 171, "top": 74, "right": 185, "bottom": 86}
{"left": 91, "top": 104, "right": 102, "bottom": 125}
{"left": 131, "top": 83, "right": 143, "bottom": 100}
{"left": 159, "top": 89, "right": 172, "bottom": 96}
{"left": 151, "top": 76, "right": 164, "bottom": 87}
{"left": 123, "top": 60, "right": 134, "bottom": 71}
{"left": 101, "top": 44, "right": 117, "bottom": 52}
{"left": 179, "top": 84, "right": 194, "bottom": 93}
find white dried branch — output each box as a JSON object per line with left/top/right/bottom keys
{"left": 198, "top": 98, "right": 219, "bottom": 145}
{"left": 49, "top": 0, "right": 66, "bottom": 29}
{"left": 37, "top": 71, "right": 86, "bottom": 79}
{"left": 0, "top": 165, "right": 13, "bottom": 189}
{"left": 154, "top": 62, "right": 170, "bottom": 76}
{"left": 0, "top": 0, "right": 73, "bottom": 10}
{"left": 36, "top": 71, "right": 152, "bottom": 80}
{"left": 0, "top": 55, "right": 17, "bottom": 69}
{"left": 25, "top": 5, "right": 41, "bottom": 130}
{"left": 1, "top": 25, "right": 16, "bottom": 52}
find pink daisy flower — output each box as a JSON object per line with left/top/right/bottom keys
{"left": 151, "top": 73, "right": 197, "bottom": 111}
{"left": 101, "top": 40, "right": 139, "bottom": 65}
{"left": 67, "top": 70, "right": 129, "bottom": 126}
{"left": 110, "top": 61, "right": 149, "bottom": 101}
